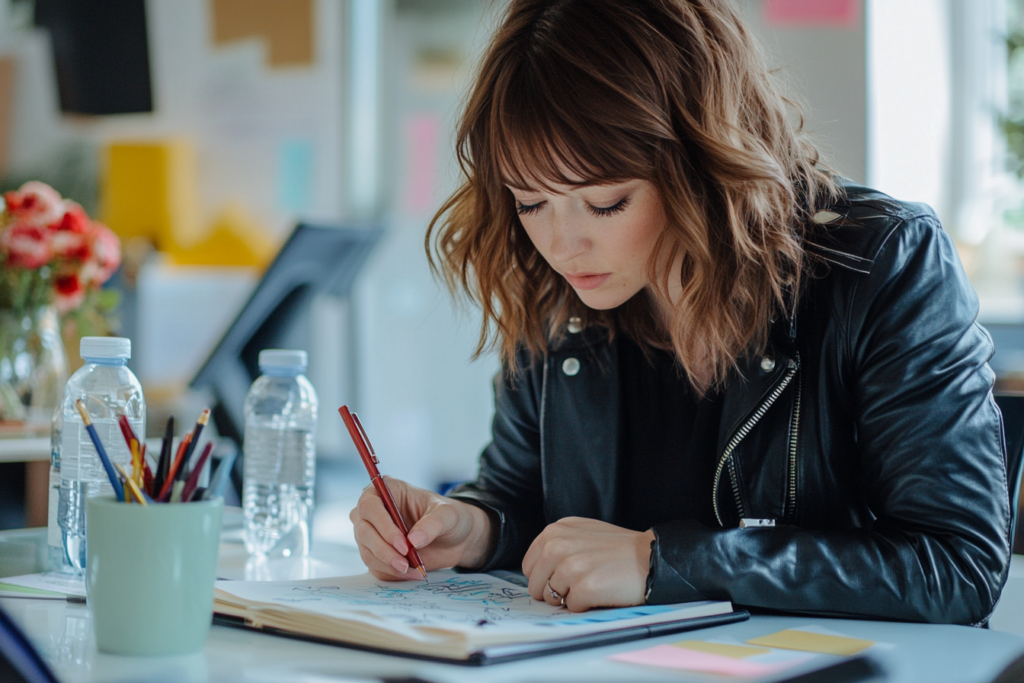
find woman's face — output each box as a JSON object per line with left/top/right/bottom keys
{"left": 507, "top": 178, "right": 670, "bottom": 312}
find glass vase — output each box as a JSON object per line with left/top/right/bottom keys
{"left": 0, "top": 305, "right": 68, "bottom": 427}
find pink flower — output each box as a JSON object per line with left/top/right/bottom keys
{"left": 53, "top": 272, "right": 85, "bottom": 314}
{"left": 50, "top": 227, "right": 91, "bottom": 262}
{"left": 51, "top": 202, "right": 90, "bottom": 234}
{"left": 85, "top": 222, "right": 120, "bottom": 284}
{"left": 0, "top": 223, "right": 52, "bottom": 269}
{"left": 4, "top": 181, "right": 65, "bottom": 228}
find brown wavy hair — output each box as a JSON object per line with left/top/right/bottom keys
{"left": 426, "top": 0, "right": 840, "bottom": 394}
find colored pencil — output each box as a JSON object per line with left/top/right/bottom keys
{"left": 113, "top": 462, "right": 149, "bottom": 505}
{"left": 155, "top": 415, "right": 175, "bottom": 494}
{"left": 179, "top": 409, "right": 210, "bottom": 480}
{"left": 74, "top": 399, "right": 125, "bottom": 502}
{"left": 202, "top": 450, "right": 237, "bottom": 501}
{"left": 181, "top": 442, "right": 214, "bottom": 503}
{"left": 158, "top": 434, "right": 191, "bottom": 502}
{"left": 117, "top": 414, "right": 143, "bottom": 488}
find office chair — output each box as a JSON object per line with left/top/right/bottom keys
{"left": 994, "top": 393, "right": 1024, "bottom": 553}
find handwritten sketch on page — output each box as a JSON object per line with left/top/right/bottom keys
{"left": 216, "top": 570, "right": 693, "bottom": 635}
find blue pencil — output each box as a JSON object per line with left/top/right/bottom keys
{"left": 74, "top": 399, "right": 125, "bottom": 502}
{"left": 202, "top": 449, "right": 237, "bottom": 501}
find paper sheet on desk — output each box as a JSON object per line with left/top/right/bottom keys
{"left": 0, "top": 572, "right": 86, "bottom": 598}
{"left": 610, "top": 642, "right": 811, "bottom": 677}
{"left": 747, "top": 626, "right": 876, "bottom": 655}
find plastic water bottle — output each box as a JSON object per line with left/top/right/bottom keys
{"left": 243, "top": 349, "right": 318, "bottom": 557}
{"left": 48, "top": 337, "right": 145, "bottom": 573}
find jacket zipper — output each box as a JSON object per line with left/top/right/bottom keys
{"left": 713, "top": 356, "right": 799, "bottom": 527}
{"left": 784, "top": 355, "right": 802, "bottom": 521}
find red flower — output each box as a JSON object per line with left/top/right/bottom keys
{"left": 53, "top": 272, "right": 85, "bottom": 314}
{"left": 0, "top": 223, "right": 52, "bottom": 269}
{"left": 52, "top": 203, "right": 90, "bottom": 234}
{"left": 50, "top": 228, "right": 90, "bottom": 262}
{"left": 3, "top": 181, "right": 64, "bottom": 228}
{"left": 54, "top": 272, "right": 81, "bottom": 296}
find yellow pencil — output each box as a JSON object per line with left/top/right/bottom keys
{"left": 114, "top": 462, "right": 148, "bottom": 505}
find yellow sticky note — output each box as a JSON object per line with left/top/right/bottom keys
{"left": 671, "top": 641, "right": 771, "bottom": 659}
{"left": 746, "top": 629, "right": 874, "bottom": 656}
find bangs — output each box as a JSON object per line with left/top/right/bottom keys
{"left": 489, "top": 57, "right": 656, "bottom": 193}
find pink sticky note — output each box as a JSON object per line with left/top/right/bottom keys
{"left": 609, "top": 645, "right": 788, "bottom": 677}
{"left": 764, "top": 0, "right": 860, "bottom": 27}
{"left": 403, "top": 113, "right": 441, "bottom": 214}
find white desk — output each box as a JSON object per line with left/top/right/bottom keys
{"left": 3, "top": 527, "right": 1024, "bottom": 683}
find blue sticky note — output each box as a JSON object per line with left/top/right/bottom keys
{"left": 277, "top": 139, "right": 313, "bottom": 213}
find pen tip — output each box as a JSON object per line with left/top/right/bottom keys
{"left": 418, "top": 566, "right": 428, "bottom": 582}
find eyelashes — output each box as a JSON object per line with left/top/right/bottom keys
{"left": 590, "top": 196, "right": 630, "bottom": 217}
{"left": 514, "top": 196, "right": 632, "bottom": 217}
{"left": 515, "top": 201, "right": 544, "bottom": 216}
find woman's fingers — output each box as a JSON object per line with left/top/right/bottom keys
{"left": 355, "top": 486, "right": 410, "bottom": 555}
{"left": 406, "top": 499, "right": 462, "bottom": 549}
{"left": 353, "top": 517, "right": 410, "bottom": 574}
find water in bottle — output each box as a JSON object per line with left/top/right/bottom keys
{"left": 243, "top": 349, "right": 318, "bottom": 557}
{"left": 48, "top": 337, "right": 145, "bottom": 573}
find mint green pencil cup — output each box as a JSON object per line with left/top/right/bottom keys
{"left": 86, "top": 496, "right": 223, "bottom": 656}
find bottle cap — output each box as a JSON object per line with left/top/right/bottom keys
{"left": 80, "top": 336, "right": 131, "bottom": 359}
{"left": 258, "top": 349, "right": 307, "bottom": 370}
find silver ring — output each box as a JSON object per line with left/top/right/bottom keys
{"left": 547, "top": 582, "right": 566, "bottom": 606}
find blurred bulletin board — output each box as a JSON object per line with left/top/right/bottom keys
{"left": 210, "top": 0, "right": 314, "bottom": 67}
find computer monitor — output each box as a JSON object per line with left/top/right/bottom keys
{"left": 191, "top": 223, "right": 379, "bottom": 453}
{"left": 34, "top": 0, "right": 153, "bottom": 115}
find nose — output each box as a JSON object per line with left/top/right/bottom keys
{"left": 548, "top": 212, "right": 588, "bottom": 263}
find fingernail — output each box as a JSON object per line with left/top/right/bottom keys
{"left": 391, "top": 557, "right": 409, "bottom": 573}
{"left": 408, "top": 531, "right": 427, "bottom": 548}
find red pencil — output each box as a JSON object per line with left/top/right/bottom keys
{"left": 339, "top": 405, "right": 428, "bottom": 582}
{"left": 181, "top": 442, "right": 214, "bottom": 503}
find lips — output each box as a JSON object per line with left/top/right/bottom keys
{"left": 563, "top": 272, "right": 611, "bottom": 290}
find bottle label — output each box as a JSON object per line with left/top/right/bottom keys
{"left": 46, "top": 476, "right": 61, "bottom": 548}
{"left": 60, "top": 419, "right": 138, "bottom": 485}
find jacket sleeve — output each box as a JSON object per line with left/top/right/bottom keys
{"left": 446, "top": 349, "right": 547, "bottom": 571}
{"left": 647, "top": 215, "right": 1011, "bottom": 625}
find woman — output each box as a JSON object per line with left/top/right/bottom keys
{"left": 350, "top": 0, "right": 1009, "bottom": 624}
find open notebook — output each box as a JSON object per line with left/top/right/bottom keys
{"left": 213, "top": 570, "right": 746, "bottom": 664}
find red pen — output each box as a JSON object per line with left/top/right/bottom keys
{"left": 339, "top": 405, "right": 428, "bottom": 582}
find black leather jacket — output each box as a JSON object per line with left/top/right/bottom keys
{"left": 449, "top": 183, "right": 1010, "bottom": 625}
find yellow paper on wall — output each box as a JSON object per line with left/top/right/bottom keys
{"left": 101, "top": 140, "right": 203, "bottom": 249}
{"left": 671, "top": 641, "right": 771, "bottom": 659}
{"left": 746, "top": 629, "right": 874, "bottom": 656}
{"left": 167, "top": 202, "right": 277, "bottom": 268}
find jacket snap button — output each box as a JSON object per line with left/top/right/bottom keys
{"left": 567, "top": 317, "right": 583, "bottom": 334}
{"left": 562, "top": 357, "right": 581, "bottom": 376}
{"left": 760, "top": 356, "right": 775, "bottom": 372}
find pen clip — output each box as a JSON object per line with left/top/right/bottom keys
{"left": 351, "top": 412, "right": 378, "bottom": 464}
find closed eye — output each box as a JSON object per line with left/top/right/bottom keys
{"left": 516, "top": 200, "right": 545, "bottom": 216}
{"left": 588, "top": 196, "right": 630, "bottom": 217}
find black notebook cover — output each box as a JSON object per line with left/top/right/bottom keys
{"left": 213, "top": 609, "right": 750, "bottom": 666}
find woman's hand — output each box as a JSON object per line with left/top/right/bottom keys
{"left": 522, "top": 517, "right": 654, "bottom": 612}
{"left": 350, "top": 477, "right": 494, "bottom": 580}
